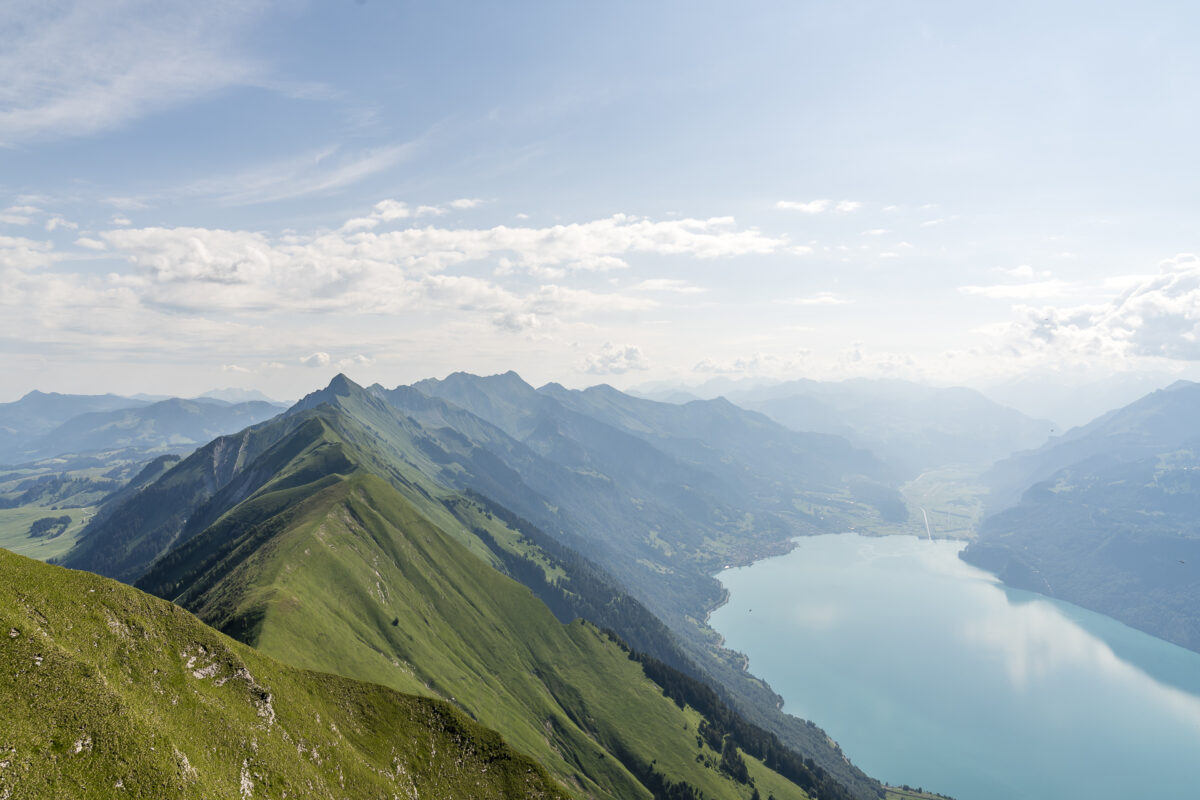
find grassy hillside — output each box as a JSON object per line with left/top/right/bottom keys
{"left": 0, "top": 548, "right": 565, "bottom": 800}
{"left": 136, "top": 459, "right": 822, "bottom": 799}
{"left": 68, "top": 374, "right": 881, "bottom": 798}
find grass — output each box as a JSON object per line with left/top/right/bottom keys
{"left": 0, "top": 505, "right": 94, "bottom": 560}
{"left": 901, "top": 466, "right": 988, "bottom": 536}
{"left": 0, "top": 547, "right": 566, "bottom": 800}
{"left": 884, "top": 786, "right": 956, "bottom": 800}
{"left": 139, "top": 460, "right": 813, "bottom": 799}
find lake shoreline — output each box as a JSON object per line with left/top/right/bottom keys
{"left": 708, "top": 532, "right": 1200, "bottom": 800}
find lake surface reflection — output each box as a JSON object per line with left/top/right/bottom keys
{"left": 709, "top": 534, "right": 1200, "bottom": 800}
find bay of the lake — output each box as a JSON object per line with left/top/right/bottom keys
{"left": 709, "top": 533, "right": 1200, "bottom": 800}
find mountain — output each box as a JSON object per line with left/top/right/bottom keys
{"left": 394, "top": 372, "right": 902, "bottom": 625}
{"left": 0, "top": 391, "right": 148, "bottom": 463}
{"left": 964, "top": 381, "right": 1200, "bottom": 652}
{"left": 982, "top": 380, "right": 1200, "bottom": 511}
{"left": 14, "top": 398, "right": 286, "bottom": 463}
{"left": 720, "top": 378, "right": 1053, "bottom": 478}
{"left": 199, "top": 387, "right": 281, "bottom": 404}
{"left": 980, "top": 369, "right": 1180, "bottom": 431}
{"left": 0, "top": 547, "right": 566, "bottom": 799}
{"left": 64, "top": 374, "right": 871, "bottom": 799}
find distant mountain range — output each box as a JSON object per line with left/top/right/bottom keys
{"left": 640, "top": 377, "right": 1053, "bottom": 478}
{"left": 966, "top": 380, "right": 1200, "bottom": 652}
{"left": 51, "top": 373, "right": 888, "bottom": 799}
{"left": 0, "top": 392, "right": 286, "bottom": 464}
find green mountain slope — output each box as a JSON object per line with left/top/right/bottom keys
{"left": 0, "top": 548, "right": 565, "bottom": 800}
{"left": 379, "top": 374, "right": 892, "bottom": 797}
{"left": 66, "top": 374, "right": 882, "bottom": 798}
{"left": 129, "top": 412, "right": 832, "bottom": 799}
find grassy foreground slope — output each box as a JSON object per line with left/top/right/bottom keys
{"left": 0, "top": 548, "right": 564, "bottom": 800}
{"left": 137, "top": 458, "right": 819, "bottom": 799}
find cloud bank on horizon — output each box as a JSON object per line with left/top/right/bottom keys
{"left": 2, "top": 0, "right": 1199, "bottom": 405}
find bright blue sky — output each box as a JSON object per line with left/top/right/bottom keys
{"left": 3, "top": 0, "right": 1200, "bottom": 409}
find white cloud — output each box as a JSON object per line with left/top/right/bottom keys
{"left": 0, "top": 1, "right": 267, "bottom": 145}
{"left": 341, "top": 199, "right": 413, "bottom": 232}
{"left": 45, "top": 215, "right": 78, "bottom": 232}
{"left": 0, "top": 235, "right": 57, "bottom": 271}
{"left": 1, "top": 205, "right": 40, "bottom": 225}
{"left": 221, "top": 363, "right": 251, "bottom": 373}
{"left": 775, "top": 199, "right": 860, "bottom": 214}
{"left": 449, "top": 198, "right": 483, "bottom": 210}
{"left": 862, "top": 228, "right": 890, "bottom": 236}
{"left": 959, "top": 280, "right": 1074, "bottom": 300}
{"left": 337, "top": 353, "right": 373, "bottom": 368}
{"left": 583, "top": 342, "right": 649, "bottom": 374}
{"left": 193, "top": 143, "right": 418, "bottom": 207}
{"left": 630, "top": 279, "right": 706, "bottom": 293}
{"left": 492, "top": 311, "right": 542, "bottom": 332}
{"left": 693, "top": 352, "right": 806, "bottom": 376}
{"left": 776, "top": 199, "right": 830, "bottom": 214}
{"left": 0, "top": 203, "right": 788, "bottom": 375}
{"left": 105, "top": 196, "right": 151, "bottom": 211}
{"left": 990, "top": 254, "right": 1200, "bottom": 364}
{"left": 112, "top": 215, "right": 132, "bottom": 226}
{"left": 920, "top": 218, "right": 947, "bottom": 227}
{"left": 999, "top": 264, "right": 1048, "bottom": 280}
{"left": 772, "top": 199, "right": 830, "bottom": 214}
{"left": 781, "top": 291, "right": 853, "bottom": 306}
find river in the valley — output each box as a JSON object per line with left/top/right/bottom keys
{"left": 708, "top": 533, "right": 1200, "bottom": 800}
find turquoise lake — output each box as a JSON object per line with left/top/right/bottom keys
{"left": 709, "top": 534, "right": 1200, "bottom": 800}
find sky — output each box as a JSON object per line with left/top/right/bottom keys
{"left": 3, "top": 0, "right": 1200, "bottom": 414}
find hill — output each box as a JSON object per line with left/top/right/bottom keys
{"left": 982, "top": 380, "right": 1200, "bottom": 511}
{"left": 19, "top": 398, "right": 285, "bottom": 463}
{"left": 0, "top": 547, "right": 566, "bottom": 799}
{"left": 965, "top": 381, "right": 1200, "bottom": 653}
{"left": 65, "top": 375, "right": 869, "bottom": 799}
{"left": 0, "top": 391, "right": 149, "bottom": 464}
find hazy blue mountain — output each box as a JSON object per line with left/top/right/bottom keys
{"left": 719, "top": 377, "right": 1053, "bottom": 478}
{"left": 981, "top": 369, "right": 1180, "bottom": 431}
{"left": 982, "top": 380, "right": 1200, "bottom": 511}
{"left": 964, "top": 443, "right": 1200, "bottom": 652}
{"left": 16, "top": 397, "right": 285, "bottom": 463}
{"left": 0, "top": 391, "right": 149, "bottom": 463}
{"left": 964, "top": 381, "right": 1200, "bottom": 653}
{"left": 198, "top": 387, "right": 281, "bottom": 404}
{"left": 538, "top": 380, "right": 893, "bottom": 496}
